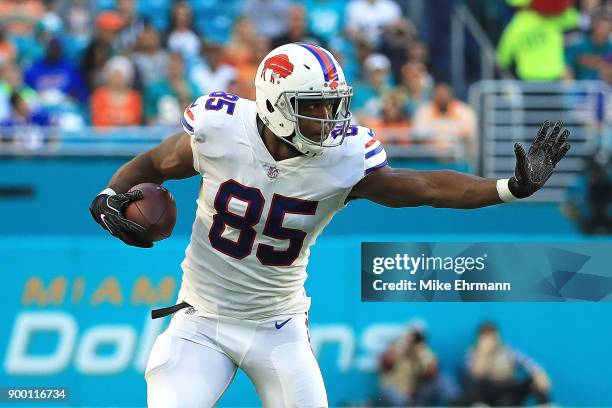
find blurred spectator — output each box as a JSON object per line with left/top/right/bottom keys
{"left": 497, "top": 1, "right": 579, "bottom": 80}
{"left": 345, "top": 0, "right": 402, "bottom": 46}
{"left": 132, "top": 25, "right": 169, "bottom": 89}
{"left": 304, "top": 0, "right": 346, "bottom": 44}
{"left": 40, "top": 3, "right": 64, "bottom": 33}
{"left": 563, "top": 151, "right": 612, "bottom": 234}
{"left": 455, "top": 322, "right": 552, "bottom": 406}
{"left": 0, "top": 62, "right": 29, "bottom": 92}
{"left": 242, "top": 0, "right": 292, "bottom": 39}
{"left": 1, "top": 90, "right": 52, "bottom": 127}
{"left": 81, "top": 12, "right": 124, "bottom": 91}
{"left": 379, "top": 19, "right": 417, "bottom": 84}
{"left": 115, "top": 0, "right": 146, "bottom": 53}
{"left": 189, "top": 42, "right": 237, "bottom": 96}
{"left": 398, "top": 61, "right": 433, "bottom": 121}
{"left": 234, "top": 36, "right": 271, "bottom": 100}
{"left": 24, "top": 37, "right": 88, "bottom": 106}
{"left": 353, "top": 53, "right": 393, "bottom": 120}
{"left": 90, "top": 56, "right": 142, "bottom": 127}
{"left": 55, "top": 0, "right": 95, "bottom": 61}
{"left": 0, "top": 25, "right": 17, "bottom": 64}
{"left": 272, "top": 5, "right": 324, "bottom": 49}
{"left": 353, "top": 37, "right": 376, "bottom": 80}
{"left": 566, "top": 8, "right": 612, "bottom": 80}
{"left": 363, "top": 91, "right": 411, "bottom": 145}
{"left": 166, "top": 2, "right": 200, "bottom": 61}
{"left": 0, "top": 63, "right": 38, "bottom": 122}
{"left": 412, "top": 83, "right": 476, "bottom": 159}
{"left": 15, "top": 11, "right": 65, "bottom": 68}
{"left": 604, "top": 54, "right": 612, "bottom": 84}
{"left": 577, "top": 0, "right": 608, "bottom": 31}
{"left": 223, "top": 17, "right": 259, "bottom": 68}
{"left": 0, "top": 62, "right": 12, "bottom": 120}
{"left": 56, "top": 0, "right": 95, "bottom": 43}
{"left": 0, "top": 91, "right": 53, "bottom": 148}
{"left": 0, "top": 0, "right": 45, "bottom": 38}
{"left": 406, "top": 40, "right": 430, "bottom": 67}
{"left": 378, "top": 325, "right": 446, "bottom": 406}
{"left": 144, "top": 53, "right": 200, "bottom": 125}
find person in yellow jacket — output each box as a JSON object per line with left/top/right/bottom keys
{"left": 497, "top": 0, "right": 578, "bottom": 80}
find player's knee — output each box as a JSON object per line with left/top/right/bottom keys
{"left": 146, "top": 384, "right": 180, "bottom": 408}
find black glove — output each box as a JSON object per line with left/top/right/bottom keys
{"left": 89, "top": 190, "right": 153, "bottom": 248}
{"left": 508, "top": 121, "right": 571, "bottom": 199}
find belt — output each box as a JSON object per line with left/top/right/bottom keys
{"left": 151, "top": 301, "right": 192, "bottom": 319}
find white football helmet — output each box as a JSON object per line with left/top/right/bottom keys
{"left": 255, "top": 43, "right": 353, "bottom": 156}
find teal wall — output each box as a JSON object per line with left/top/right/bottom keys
{"left": 1, "top": 236, "right": 611, "bottom": 406}
{"left": 2, "top": 157, "right": 607, "bottom": 406}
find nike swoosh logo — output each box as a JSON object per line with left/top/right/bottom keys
{"left": 100, "top": 214, "right": 112, "bottom": 231}
{"left": 275, "top": 318, "right": 292, "bottom": 329}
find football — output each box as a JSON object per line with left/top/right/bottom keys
{"left": 124, "top": 183, "right": 177, "bottom": 242}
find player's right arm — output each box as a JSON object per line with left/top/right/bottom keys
{"left": 107, "top": 132, "right": 197, "bottom": 193}
{"left": 89, "top": 132, "right": 197, "bottom": 247}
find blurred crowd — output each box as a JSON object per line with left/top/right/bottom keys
{"left": 0, "top": 0, "right": 608, "bottom": 150}
{"left": 372, "top": 322, "right": 551, "bottom": 407}
{"left": 493, "top": 0, "right": 611, "bottom": 82}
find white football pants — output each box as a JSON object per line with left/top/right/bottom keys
{"left": 145, "top": 308, "right": 327, "bottom": 407}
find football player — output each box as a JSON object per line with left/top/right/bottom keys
{"left": 90, "top": 43, "right": 570, "bottom": 407}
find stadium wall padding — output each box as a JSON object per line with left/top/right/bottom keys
{"left": 1, "top": 158, "right": 579, "bottom": 236}
{"left": 1, "top": 235, "right": 611, "bottom": 406}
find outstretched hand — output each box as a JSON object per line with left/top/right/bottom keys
{"left": 508, "top": 121, "right": 571, "bottom": 199}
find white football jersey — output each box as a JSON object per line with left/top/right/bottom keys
{"left": 178, "top": 92, "right": 387, "bottom": 320}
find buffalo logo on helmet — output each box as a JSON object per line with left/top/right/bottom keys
{"left": 261, "top": 54, "right": 295, "bottom": 84}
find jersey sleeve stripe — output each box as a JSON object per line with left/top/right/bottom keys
{"left": 181, "top": 116, "right": 194, "bottom": 134}
{"left": 365, "top": 139, "right": 381, "bottom": 153}
{"left": 366, "top": 148, "right": 387, "bottom": 167}
{"left": 365, "top": 159, "right": 388, "bottom": 175}
{"left": 365, "top": 137, "right": 378, "bottom": 148}
{"left": 365, "top": 144, "right": 384, "bottom": 159}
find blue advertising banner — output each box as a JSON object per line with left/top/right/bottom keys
{"left": 2, "top": 236, "right": 612, "bottom": 406}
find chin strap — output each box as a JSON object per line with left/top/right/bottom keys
{"left": 256, "top": 114, "right": 265, "bottom": 135}
{"left": 291, "top": 136, "right": 322, "bottom": 157}
{"left": 257, "top": 114, "right": 321, "bottom": 157}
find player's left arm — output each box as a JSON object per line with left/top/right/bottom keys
{"left": 349, "top": 121, "right": 571, "bottom": 209}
